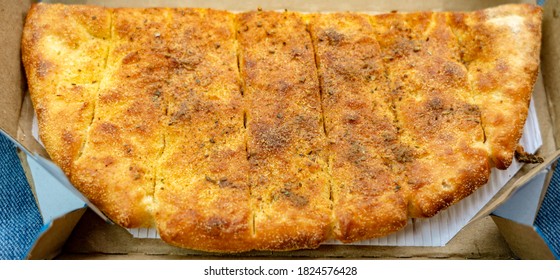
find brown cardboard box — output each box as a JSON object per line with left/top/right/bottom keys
{"left": 1, "top": 0, "right": 558, "bottom": 259}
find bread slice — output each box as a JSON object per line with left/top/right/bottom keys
{"left": 307, "top": 13, "right": 408, "bottom": 242}
{"left": 22, "top": 4, "right": 111, "bottom": 175}
{"left": 154, "top": 8, "right": 253, "bottom": 252}
{"left": 237, "top": 11, "right": 332, "bottom": 250}
{"left": 370, "top": 11, "right": 491, "bottom": 217}
{"left": 448, "top": 4, "right": 543, "bottom": 169}
{"left": 71, "top": 8, "right": 172, "bottom": 228}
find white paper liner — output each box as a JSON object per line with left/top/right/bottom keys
{"left": 32, "top": 98, "right": 541, "bottom": 246}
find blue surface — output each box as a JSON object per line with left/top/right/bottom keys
{"left": 534, "top": 159, "right": 560, "bottom": 259}
{"left": 0, "top": 133, "right": 42, "bottom": 260}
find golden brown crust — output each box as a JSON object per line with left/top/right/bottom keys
{"left": 71, "top": 7, "right": 172, "bottom": 228}
{"left": 22, "top": 3, "right": 541, "bottom": 251}
{"left": 154, "top": 8, "right": 253, "bottom": 252}
{"left": 448, "top": 4, "right": 543, "bottom": 169}
{"left": 22, "top": 3, "right": 111, "bottom": 175}
{"left": 307, "top": 13, "right": 408, "bottom": 242}
{"left": 237, "top": 11, "right": 332, "bottom": 250}
{"left": 370, "top": 11, "right": 491, "bottom": 218}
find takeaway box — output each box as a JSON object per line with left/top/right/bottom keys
{"left": 0, "top": 0, "right": 558, "bottom": 259}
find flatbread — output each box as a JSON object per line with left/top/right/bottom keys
{"left": 22, "top": 3, "right": 542, "bottom": 252}
{"left": 237, "top": 11, "right": 332, "bottom": 250}
{"left": 449, "top": 5, "right": 542, "bottom": 169}
{"left": 154, "top": 8, "right": 253, "bottom": 252}
{"left": 308, "top": 13, "right": 408, "bottom": 242}
{"left": 367, "top": 11, "right": 491, "bottom": 218}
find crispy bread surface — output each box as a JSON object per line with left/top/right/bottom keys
{"left": 308, "top": 13, "right": 408, "bottom": 242}
{"left": 22, "top": 3, "right": 542, "bottom": 251}
{"left": 22, "top": 4, "right": 111, "bottom": 174}
{"left": 448, "top": 4, "right": 542, "bottom": 169}
{"left": 370, "top": 12, "right": 491, "bottom": 218}
{"left": 237, "top": 11, "right": 332, "bottom": 250}
{"left": 154, "top": 9, "right": 253, "bottom": 252}
{"left": 71, "top": 7, "right": 171, "bottom": 228}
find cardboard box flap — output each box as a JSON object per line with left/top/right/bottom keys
{"left": 26, "top": 208, "right": 86, "bottom": 260}
{"left": 493, "top": 215, "right": 557, "bottom": 259}
{"left": 26, "top": 154, "right": 87, "bottom": 222}
{"left": 493, "top": 168, "right": 552, "bottom": 225}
